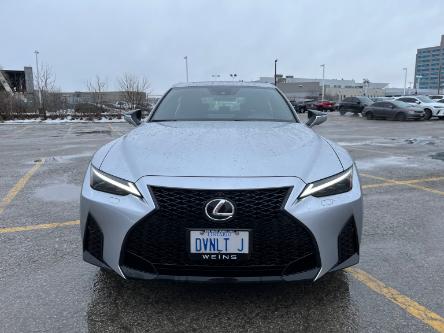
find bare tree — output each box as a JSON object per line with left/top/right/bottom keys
{"left": 87, "top": 75, "right": 107, "bottom": 107}
{"left": 118, "top": 73, "right": 150, "bottom": 109}
{"left": 35, "top": 64, "right": 58, "bottom": 117}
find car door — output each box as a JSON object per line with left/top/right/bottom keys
{"left": 351, "top": 97, "right": 361, "bottom": 112}
{"left": 341, "top": 97, "right": 352, "bottom": 110}
{"left": 381, "top": 102, "right": 396, "bottom": 118}
{"left": 371, "top": 102, "right": 385, "bottom": 117}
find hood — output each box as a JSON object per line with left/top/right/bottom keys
{"left": 99, "top": 121, "right": 343, "bottom": 183}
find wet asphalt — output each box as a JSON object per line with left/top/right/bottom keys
{"left": 0, "top": 114, "right": 443, "bottom": 332}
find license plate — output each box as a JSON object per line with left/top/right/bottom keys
{"left": 188, "top": 229, "right": 250, "bottom": 261}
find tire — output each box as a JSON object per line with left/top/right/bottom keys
{"left": 424, "top": 109, "right": 432, "bottom": 120}
{"left": 366, "top": 112, "right": 374, "bottom": 120}
{"left": 395, "top": 113, "right": 407, "bottom": 121}
{"left": 339, "top": 107, "right": 346, "bottom": 116}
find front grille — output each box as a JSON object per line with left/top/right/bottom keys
{"left": 121, "top": 186, "right": 319, "bottom": 277}
{"left": 337, "top": 218, "right": 359, "bottom": 264}
{"left": 84, "top": 215, "right": 104, "bottom": 262}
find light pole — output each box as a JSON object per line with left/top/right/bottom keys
{"left": 211, "top": 74, "right": 220, "bottom": 81}
{"left": 274, "top": 59, "right": 278, "bottom": 85}
{"left": 438, "top": 65, "right": 442, "bottom": 94}
{"left": 416, "top": 75, "right": 422, "bottom": 94}
{"left": 403, "top": 67, "right": 407, "bottom": 95}
{"left": 184, "top": 56, "right": 189, "bottom": 82}
{"left": 34, "top": 50, "right": 41, "bottom": 108}
{"left": 230, "top": 73, "right": 237, "bottom": 80}
{"left": 320, "top": 64, "right": 325, "bottom": 101}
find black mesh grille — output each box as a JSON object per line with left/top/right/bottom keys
{"left": 337, "top": 218, "right": 359, "bottom": 264}
{"left": 84, "top": 215, "right": 104, "bottom": 262}
{"left": 121, "top": 186, "right": 319, "bottom": 277}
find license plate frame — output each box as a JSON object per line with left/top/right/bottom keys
{"left": 187, "top": 229, "right": 252, "bottom": 261}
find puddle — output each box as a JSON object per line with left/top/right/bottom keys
{"left": 47, "top": 152, "right": 94, "bottom": 163}
{"left": 75, "top": 130, "right": 111, "bottom": 135}
{"left": 34, "top": 184, "right": 80, "bottom": 202}
{"left": 404, "top": 137, "right": 437, "bottom": 145}
{"left": 339, "top": 136, "right": 441, "bottom": 147}
{"left": 430, "top": 152, "right": 444, "bottom": 161}
{"left": 355, "top": 156, "right": 418, "bottom": 170}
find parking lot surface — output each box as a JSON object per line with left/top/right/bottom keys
{"left": 1, "top": 114, "right": 444, "bottom": 332}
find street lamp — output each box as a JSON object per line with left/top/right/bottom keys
{"left": 438, "top": 65, "right": 442, "bottom": 94}
{"left": 230, "top": 73, "right": 237, "bottom": 80}
{"left": 34, "top": 50, "right": 41, "bottom": 108}
{"left": 320, "top": 64, "right": 325, "bottom": 101}
{"left": 274, "top": 59, "right": 278, "bottom": 85}
{"left": 403, "top": 68, "right": 407, "bottom": 95}
{"left": 184, "top": 56, "right": 189, "bottom": 82}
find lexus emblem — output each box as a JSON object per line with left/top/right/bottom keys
{"left": 205, "top": 199, "right": 235, "bottom": 221}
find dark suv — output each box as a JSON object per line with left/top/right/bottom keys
{"left": 338, "top": 96, "right": 374, "bottom": 115}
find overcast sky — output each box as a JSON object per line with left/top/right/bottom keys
{"left": 2, "top": 0, "right": 443, "bottom": 94}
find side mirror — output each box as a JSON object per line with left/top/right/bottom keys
{"left": 306, "top": 110, "right": 327, "bottom": 127}
{"left": 416, "top": 101, "right": 421, "bottom": 104}
{"left": 124, "top": 109, "right": 142, "bottom": 127}
{"left": 356, "top": 101, "right": 361, "bottom": 105}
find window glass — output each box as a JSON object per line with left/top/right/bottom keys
{"left": 151, "top": 86, "right": 297, "bottom": 122}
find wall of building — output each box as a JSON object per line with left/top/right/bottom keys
{"left": 414, "top": 35, "right": 444, "bottom": 91}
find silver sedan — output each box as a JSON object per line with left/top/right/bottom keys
{"left": 80, "top": 82, "right": 363, "bottom": 283}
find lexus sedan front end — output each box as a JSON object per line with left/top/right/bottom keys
{"left": 80, "top": 82, "right": 363, "bottom": 283}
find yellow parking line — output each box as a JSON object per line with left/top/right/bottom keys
{"left": 0, "top": 220, "right": 79, "bottom": 234}
{"left": 362, "top": 182, "right": 398, "bottom": 189}
{"left": 347, "top": 268, "right": 444, "bottom": 332}
{"left": 2, "top": 217, "right": 444, "bottom": 333}
{"left": 0, "top": 159, "right": 45, "bottom": 214}
{"left": 403, "top": 176, "right": 444, "bottom": 184}
{"left": 15, "top": 125, "right": 30, "bottom": 135}
{"left": 108, "top": 123, "right": 122, "bottom": 136}
{"left": 360, "top": 173, "right": 444, "bottom": 196}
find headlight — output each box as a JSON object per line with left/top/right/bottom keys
{"left": 299, "top": 167, "right": 353, "bottom": 199}
{"left": 90, "top": 166, "right": 142, "bottom": 197}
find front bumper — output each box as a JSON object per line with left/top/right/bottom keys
{"left": 407, "top": 113, "right": 424, "bottom": 119}
{"left": 80, "top": 166, "right": 363, "bottom": 282}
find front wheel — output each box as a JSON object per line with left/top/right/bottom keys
{"left": 366, "top": 112, "right": 374, "bottom": 120}
{"left": 424, "top": 109, "right": 432, "bottom": 120}
{"left": 395, "top": 113, "right": 407, "bottom": 121}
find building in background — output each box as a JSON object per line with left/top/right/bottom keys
{"left": 0, "top": 66, "right": 35, "bottom": 103}
{"left": 256, "top": 76, "right": 388, "bottom": 101}
{"left": 414, "top": 35, "right": 444, "bottom": 91}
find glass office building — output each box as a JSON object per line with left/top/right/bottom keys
{"left": 414, "top": 35, "right": 444, "bottom": 91}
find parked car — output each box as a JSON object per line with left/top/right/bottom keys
{"left": 394, "top": 95, "right": 444, "bottom": 120}
{"left": 314, "top": 100, "right": 336, "bottom": 111}
{"left": 428, "top": 95, "right": 444, "bottom": 101}
{"left": 80, "top": 82, "right": 363, "bottom": 283}
{"left": 372, "top": 97, "right": 394, "bottom": 102}
{"left": 338, "top": 96, "right": 374, "bottom": 115}
{"left": 290, "top": 99, "right": 314, "bottom": 113}
{"left": 362, "top": 100, "right": 424, "bottom": 121}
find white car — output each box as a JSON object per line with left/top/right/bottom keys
{"left": 395, "top": 96, "right": 444, "bottom": 120}
{"left": 429, "top": 95, "right": 444, "bottom": 101}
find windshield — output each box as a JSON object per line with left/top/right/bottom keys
{"left": 359, "top": 97, "right": 374, "bottom": 104}
{"left": 416, "top": 96, "right": 434, "bottom": 103}
{"left": 150, "top": 86, "right": 297, "bottom": 122}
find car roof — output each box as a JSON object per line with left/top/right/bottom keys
{"left": 172, "top": 81, "right": 275, "bottom": 89}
